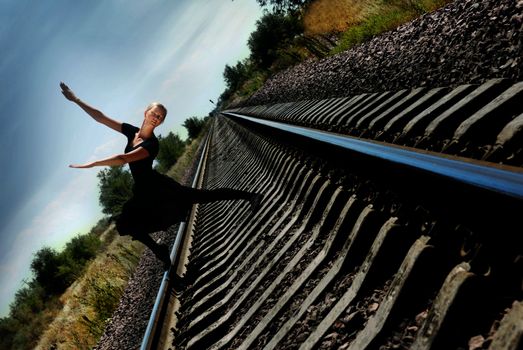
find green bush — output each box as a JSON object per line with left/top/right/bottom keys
{"left": 237, "top": 71, "right": 268, "bottom": 98}
{"left": 223, "top": 61, "right": 250, "bottom": 91}
{"left": 248, "top": 11, "right": 304, "bottom": 70}
{"left": 30, "top": 234, "right": 101, "bottom": 296}
{"left": 0, "top": 316, "right": 16, "bottom": 349}
{"left": 183, "top": 116, "right": 208, "bottom": 140}
{"left": 31, "top": 247, "right": 68, "bottom": 294}
{"left": 156, "top": 132, "right": 186, "bottom": 173}
{"left": 97, "top": 166, "right": 133, "bottom": 217}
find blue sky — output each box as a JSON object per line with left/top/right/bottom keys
{"left": 0, "top": 0, "right": 263, "bottom": 316}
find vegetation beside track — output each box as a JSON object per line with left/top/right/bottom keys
{"left": 219, "top": 0, "right": 453, "bottom": 108}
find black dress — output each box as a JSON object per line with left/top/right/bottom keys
{"left": 115, "top": 122, "right": 251, "bottom": 239}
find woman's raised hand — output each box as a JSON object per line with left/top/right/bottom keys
{"left": 69, "top": 162, "right": 94, "bottom": 168}
{"left": 60, "top": 82, "right": 79, "bottom": 102}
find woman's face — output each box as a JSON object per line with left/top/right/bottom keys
{"left": 144, "top": 105, "right": 166, "bottom": 128}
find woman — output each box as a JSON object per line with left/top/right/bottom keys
{"left": 61, "top": 82, "right": 261, "bottom": 269}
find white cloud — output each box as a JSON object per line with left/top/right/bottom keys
{"left": 88, "top": 137, "right": 122, "bottom": 161}
{"left": 28, "top": 173, "right": 97, "bottom": 241}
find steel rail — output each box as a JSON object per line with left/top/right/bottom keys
{"left": 140, "top": 129, "right": 212, "bottom": 350}
{"left": 224, "top": 112, "right": 523, "bottom": 200}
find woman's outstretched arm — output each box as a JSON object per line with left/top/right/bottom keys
{"left": 60, "top": 82, "right": 122, "bottom": 133}
{"left": 69, "top": 147, "right": 149, "bottom": 168}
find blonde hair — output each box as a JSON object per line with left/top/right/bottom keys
{"left": 146, "top": 102, "right": 167, "bottom": 118}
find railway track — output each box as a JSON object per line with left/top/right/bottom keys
{"left": 143, "top": 79, "right": 523, "bottom": 350}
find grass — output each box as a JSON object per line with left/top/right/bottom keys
{"left": 302, "top": 0, "right": 454, "bottom": 55}
{"left": 35, "top": 229, "right": 142, "bottom": 350}
{"left": 228, "top": 71, "right": 268, "bottom": 105}
{"left": 303, "top": 0, "right": 378, "bottom": 35}
{"left": 166, "top": 134, "right": 205, "bottom": 182}
{"left": 331, "top": 5, "right": 413, "bottom": 54}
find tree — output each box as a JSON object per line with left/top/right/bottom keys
{"left": 97, "top": 167, "right": 133, "bottom": 217}
{"left": 9, "top": 282, "right": 45, "bottom": 317}
{"left": 61, "top": 234, "right": 100, "bottom": 268}
{"left": 2, "top": 281, "right": 47, "bottom": 349}
{"left": 183, "top": 116, "right": 207, "bottom": 140}
{"left": 56, "top": 234, "right": 101, "bottom": 289}
{"left": 30, "top": 247, "right": 67, "bottom": 294}
{"left": 223, "top": 60, "right": 249, "bottom": 90}
{"left": 256, "top": 0, "right": 310, "bottom": 13}
{"left": 248, "top": 11, "right": 303, "bottom": 69}
{"left": 156, "top": 132, "right": 186, "bottom": 173}
{"left": 218, "top": 87, "right": 234, "bottom": 108}
{"left": 0, "top": 316, "right": 17, "bottom": 350}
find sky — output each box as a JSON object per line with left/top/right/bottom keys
{"left": 0, "top": 0, "right": 263, "bottom": 317}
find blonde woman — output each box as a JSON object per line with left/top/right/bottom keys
{"left": 61, "top": 82, "right": 261, "bottom": 269}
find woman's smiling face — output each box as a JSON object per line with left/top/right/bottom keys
{"left": 144, "top": 105, "right": 166, "bottom": 128}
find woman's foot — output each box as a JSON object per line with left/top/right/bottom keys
{"left": 250, "top": 193, "right": 263, "bottom": 212}
{"left": 154, "top": 244, "right": 171, "bottom": 270}
{"left": 173, "top": 273, "right": 188, "bottom": 294}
